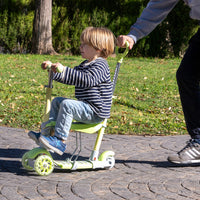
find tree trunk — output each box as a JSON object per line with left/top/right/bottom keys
{"left": 32, "top": 0, "right": 56, "bottom": 54}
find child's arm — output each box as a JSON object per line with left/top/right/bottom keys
{"left": 53, "top": 60, "right": 110, "bottom": 88}
{"left": 41, "top": 60, "right": 110, "bottom": 88}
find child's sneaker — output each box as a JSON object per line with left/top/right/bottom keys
{"left": 39, "top": 135, "right": 66, "bottom": 155}
{"left": 28, "top": 131, "right": 41, "bottom": 145}
{"left": 167, "top": 139, "right": 200, "bottom": 164}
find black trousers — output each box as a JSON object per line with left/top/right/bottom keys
{"left": 176, "top": 28, "right": 200, "bottom": 139}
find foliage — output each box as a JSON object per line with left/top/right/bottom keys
{"left": 0, "top": 54, "right": 186, "bottom": 136}
{"left": 0, "top": 0, "right": 199, "bottom": 57}
{"left": 140, "top": 1, "right": 198, "bottom": 58}
{"left": 0, "top": 0, "right": 34, "bottom": 53}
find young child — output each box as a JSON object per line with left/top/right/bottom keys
{"left": 29, "top": 27, "right": 116, "bottom": 155}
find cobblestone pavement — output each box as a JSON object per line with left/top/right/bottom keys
{"left": 1, "top": 126, "right": 200, "bottom": 200}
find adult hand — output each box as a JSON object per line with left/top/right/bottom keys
{"left": 117, "top": 35, "right": 135, "bottom": 50}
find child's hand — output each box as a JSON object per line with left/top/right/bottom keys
{"left": 51, "top": 63, "right": 64, "bottom": 73}
{"left": 41, "top": 61, "right": 52, "bottom": 70}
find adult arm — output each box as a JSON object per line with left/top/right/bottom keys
{"left": 118, "top": 0, "right": 179, "bottom": 48}
{"left": 128, "top": 0, "right": 179, "bottom": 42}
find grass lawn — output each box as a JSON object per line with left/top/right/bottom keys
{"left": 0, "top": 54, "right": 186, "bottom": 136}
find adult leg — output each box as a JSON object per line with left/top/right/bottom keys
{"left": 168, "top": 29, "right": 200, "bottom": 164}
{"left": 176, "top": 29, "right": 200, "bottom": 139}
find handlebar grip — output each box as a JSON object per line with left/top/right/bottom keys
{"left": 43, "top": 62, "right": 64, "bottom": 73}
{"left": 46, "top": 63, "right": 52, "bottom": 70}
{"left": 116, "top": 41, "right": 129, "bottom": 63}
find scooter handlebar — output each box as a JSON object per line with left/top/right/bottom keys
{"left": 116, "top": 41, "right": 129, "bottom": 64}
{"left": 42, "top": 62, "right": 64, "bottom": 73}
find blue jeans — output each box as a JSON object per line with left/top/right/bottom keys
{"left": 42, "top": 97, "right": 104, "bottom": 140}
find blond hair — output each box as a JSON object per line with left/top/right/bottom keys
{"left": 80, "top": 27, "right": 116, "bottom": 58}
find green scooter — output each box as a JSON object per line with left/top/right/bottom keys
{"left": 22, "top": 42, "right": 129, "bottom": 176}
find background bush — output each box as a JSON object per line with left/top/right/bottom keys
{"left": 0, "top": 0, "right": 34, "bottom": 53}
{"left": 0, "top": 0, "right": 199, "bottom": 57}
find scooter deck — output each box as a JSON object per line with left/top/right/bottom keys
{"left": 54, "top": 160, "right": 93, "bottom": 170}
{"left": 22, "top": 147, "right": 115, "bottom": 175}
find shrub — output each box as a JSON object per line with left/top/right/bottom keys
{"left": 0, "top": 0, "right": 198, "bottom": 57}
{"left": 0, "top": 0, "right": 33, "bottom": 53}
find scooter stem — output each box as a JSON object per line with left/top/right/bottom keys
{"left": 42, "top": 69, "right": 54, "bottom": 122}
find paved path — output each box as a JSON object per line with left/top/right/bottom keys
{"left": 0, "top": 126, "right": 200, "bottom": 200}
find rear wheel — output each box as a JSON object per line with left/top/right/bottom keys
{"left": 98, "top": 151, "right": 115, "bottom": 169}
{"left": 105, "top": 156, "right": 115, "bottom": 169}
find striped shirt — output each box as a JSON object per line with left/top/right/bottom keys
{"left": 53, "top": 57, "right": 113, "bottom": 119}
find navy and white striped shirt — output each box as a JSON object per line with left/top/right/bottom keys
{"left": 53, "top": 57, "right": 113, "bottom": 119}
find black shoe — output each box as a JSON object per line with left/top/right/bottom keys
{"left": 28, "top": 131, "right": 41, "bottom": 145}
{"left": 168, "top": 139, "right": 200, "bottom": 164}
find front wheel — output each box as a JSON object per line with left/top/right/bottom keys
{"left": 22, "top": 151, "right": 34, "bottom": 171}
{"left": 34, "top": 155, "right": 54, "bottom": 176}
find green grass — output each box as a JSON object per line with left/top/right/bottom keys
{"left": 0, "top": 54, "right": 186, "bottom": 135}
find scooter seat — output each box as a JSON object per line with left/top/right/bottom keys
{"left": 71, "top": 119, "right": 107, "bottom": 134}
{"left": 44, "top": 119, "right": 107, "bottom": 134}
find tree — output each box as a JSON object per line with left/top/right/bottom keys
{"left": 32, "top": 0, "right": 56, "bottom": 54}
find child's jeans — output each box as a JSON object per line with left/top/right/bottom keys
{"left": 41, "top": 97, "right": 104, "bottom": 140}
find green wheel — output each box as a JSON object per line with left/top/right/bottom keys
{"left": 22, "top": 151, "right": 34, "bottom": 171}
{"left": 34, "top": 155, "right": 54, "bottom": 176}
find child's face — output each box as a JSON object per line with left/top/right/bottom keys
{"left": 80, "top": 42, "right": 100, "bottom": 62}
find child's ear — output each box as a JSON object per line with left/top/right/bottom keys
{"left": 97, "top": 49, "right": 102, "bottom": 55}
